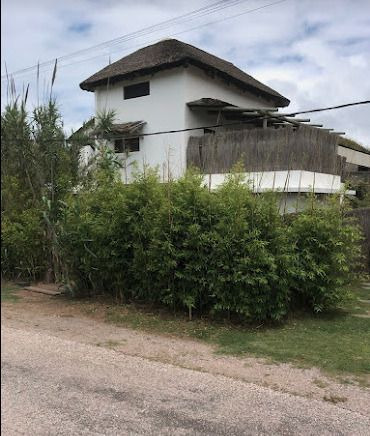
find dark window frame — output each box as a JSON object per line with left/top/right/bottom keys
{"left": 114, "top": 137, "right": 140, "bottom": 154}
{"left": 124, "top": 81, "right": 150, "bottom": 100}
{"left": 124, "top": 137, "right": 140, "bottom": 152}
{"left": 114, "top": 138, "right": 125, "bottom": 154}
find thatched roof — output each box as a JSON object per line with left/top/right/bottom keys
{"left": 80, "top": 39, "right": 290, "bottom": 107}
{"left": 338, "top": 137, "right": 370, "bottom": 155}
{"left": 187, "top": 98, "right": 235, "bottom": 108}
{"left": 110, "top": 121, "right": 145, "bottom": 135}
{"left": 68, "top": 119, "right": 145, "bottom": 142}
{"left": 67, "top": 117, "right": 95, "bottom": 142}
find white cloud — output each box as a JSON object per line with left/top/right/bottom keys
{"left": 2, "top": 0, "right": 370, "bottom": 145}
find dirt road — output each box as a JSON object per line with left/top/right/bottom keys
{"left": 2, "top": 325, "right": 370, "bottom": 435}
{"left": 2, "top": 290, "right": 370, "bottom": 434}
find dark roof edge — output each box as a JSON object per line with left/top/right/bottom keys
{"left": 80, "top": 59, "right": 290, "bottom": 107}
{"left": 338, "top": 142, "right": 370, "bottom": 156}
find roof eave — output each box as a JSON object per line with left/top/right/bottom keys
{"left": 79, "top": 60, "right": 186, "bottom": 92}
{"left": 80, "top": 59, "right": 290, "bottom": 107}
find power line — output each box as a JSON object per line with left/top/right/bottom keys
{"left": 2, "top": 0, "right": 288, "bottom": 81}
{"left": 52, "top": 0, "right": 289, "bottom": 77}
{"left": 1, "top": 0, "right": 251, "bottom": 80}
{"left": 85, "top": 100, "right": 370, "bottom": 141}
{"left": 285, "top": 100, "right": 370, "bottom": 116}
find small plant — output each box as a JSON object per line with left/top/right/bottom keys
{"left": 312, "top": 378, "right": 328, "bottom": 389}
{"left": 323, "top": 394, "right": 347, "bottom": 404}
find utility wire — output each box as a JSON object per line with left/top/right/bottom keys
{"left": 285, "top": 100, "right": 370, "bottom": 116}
{"left": 85, "top": 100, "right": 370, "bottom": 141}
{"left": 2, "top": 0, "right": 288, "bottom": 81}
{"left": 1, "top": 0, "right": 252, "bottom": 80}
{"left": 48, "top": 0, "right": 289, "bottom": 76}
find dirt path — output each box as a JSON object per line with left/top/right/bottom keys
{"left": 2, "top": 290, "right": 370, "bottom": 417}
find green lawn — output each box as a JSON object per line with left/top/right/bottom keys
{"left": 106, "top": 284, "right": 370, "bottom": 377}
{"left": 1, "top": 283, "right": 21, "bottom": 302}
{"left": 214, "top": 313, "right": 369, "bottom": 374}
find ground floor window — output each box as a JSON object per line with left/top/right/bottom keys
{"left": 114, "top": 137, "right": 140, "bottom": 153}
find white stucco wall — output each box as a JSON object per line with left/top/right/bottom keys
{"left": 95, "top": 68, "right": 188, "bottom": 180}
{"left": 202, "top": 171, "right": 343, "bottom": 193}
{"left": 94, "top": 65, "right": 276, "bottom": 181}
{"left": 201, "top": 171, "right": 352, "bottom": 213}
{"left": 184, "top": 65, "right": 275, "bottom": 113}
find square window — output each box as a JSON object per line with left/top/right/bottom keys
{"left": 113, "top": 137, "right": 140, "bottom": 153}
{"left": 124, "top": 82, "right": 150, "bottom": 100}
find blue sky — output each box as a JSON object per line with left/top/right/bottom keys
{"left": 2, "top": 0, "right": 370, "bottom": 145}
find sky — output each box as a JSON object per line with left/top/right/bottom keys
{"left": 2, "top": 0, "right": 370, "bottom": 146}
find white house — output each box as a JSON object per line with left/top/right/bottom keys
{"left": 79, "top": 38, "right": 370, "bottom": 206}
{"left": 79, "top": 39, "right": 288, "bottom": 177}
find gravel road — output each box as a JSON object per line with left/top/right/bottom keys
{"left": 2, "top": 325, "right": 369, "bottom": 435}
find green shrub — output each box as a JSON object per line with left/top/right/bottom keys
{"left": 210, "top": 174, "right": 294, "bottom": 321}
{"left": 122, "top": 168, "right": 166, "bottom": 303}
{"left": 1, "top": 208, "right": 47, "bottom": 280}
{"left": 149, "top": 170, "right": 219, "bottom": 317}
{"left": 60, "top": 170, "right": 130, "bottom": 298}
{"left": 289, "top": 197, "right": 363, "bottom": 312}
{"left": 58, "top": 167, "right": 363, "bottom": 322}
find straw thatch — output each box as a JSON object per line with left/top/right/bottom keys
{"left": 80, "top": 39, "right": 289, "bottom": 107}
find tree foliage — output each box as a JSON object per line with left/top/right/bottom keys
{"left": 1, "top": 100, "right": 82, "bottom": 281}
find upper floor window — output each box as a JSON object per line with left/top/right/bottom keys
{"left": 124, "top": 82, "right": 150, "bottom": 100}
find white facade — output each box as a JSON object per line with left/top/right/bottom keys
{"left": 85, "top": 63, "right": 354, "bottom": 197}
{"left": 93, "top": 65, "right": 274, "bottom": 181}
{"left": 204, "top": 171, "right": 343, "bottom": 194}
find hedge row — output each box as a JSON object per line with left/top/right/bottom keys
{"left": 52, "top": 169, "right": 362, "bottom": 321}
{"left": 1, "top": 166, "right": 362, "bottom": 321}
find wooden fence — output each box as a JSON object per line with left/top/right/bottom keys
{"left": 187, "top": 126, "right": 341, "bottom": 174}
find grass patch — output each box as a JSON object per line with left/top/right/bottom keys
{"left": 214, "top": 313, "right": 370, "bottom": 375}
{"left": 106, "top": 307, "right": 221, "bottom": 341}
{"left": 313, "top": 378, "right": 329, "bottom": 389}
{"left": 323, "top": 394, "right": 348, "bottom": 404}
{"left": 96, "top": 339, "right": 125, "bottom": 349}
{"left": 105, "top": 285, "right": 370, "bottom": 376}
{"left": 1, "top": 283, "right": 21, "bottom": 302}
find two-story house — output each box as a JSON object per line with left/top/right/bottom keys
{"left": 79, "top": 38, "right": 370, "bottom": 209}
{"left": 79, "top": 38, "right": 288, "bottom": 177}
